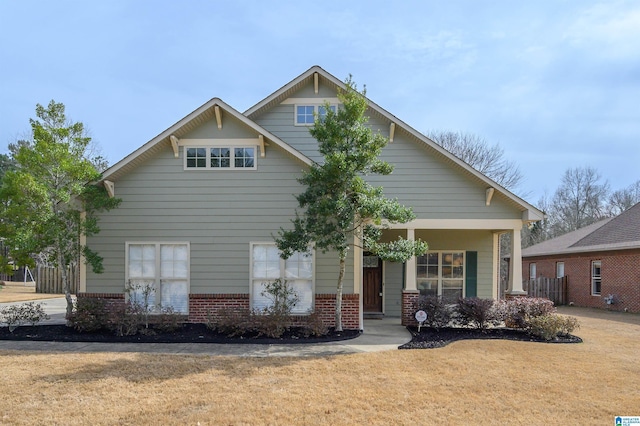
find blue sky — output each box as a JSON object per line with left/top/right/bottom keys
{"left": 1, "top": 1, "right": 639, "bottom": 204}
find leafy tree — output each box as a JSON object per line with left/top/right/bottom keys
{"left": 275, "top": 78, "right": 428, "bottom": 331}
{"left": 0, "top": 100, "right": 120, "bottom": 319}
{"left": 548, "top": 166, "right": 609, "bottom": 236}
{"left": 427, "top": 130, "right": 524, "bottom": 192}
{"left": 0, "top": 153, "right": 16, "bottom": 183}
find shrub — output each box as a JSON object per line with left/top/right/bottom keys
{"left": 454, "top": 297, "right": 501, "bottom": 330}
{"left": 528, "top": 314, "right": 580, "bottom": 341}
{"left": 154, "top": 306, "right": 184, "bottom": 333}
{"left": 108, "top": 303, "right": 148, "bottom": 336}
{"left": 69, "top": 298, "right": 109, "bottom": 332}
{"left": 497, "top": 297, "right": 556, "bottom": 329}
{"left": 300, "top": 311, "right": 329, "bottom": 337}
{"left": 207, "top": 308, "right": 255, "bottom": 337}
{"left": 413, "top": 295, "right": 453, "bottom": 330}
{"left": 0, "top": 302, "right": 50, "bottom": 332}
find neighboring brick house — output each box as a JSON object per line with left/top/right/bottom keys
{"left": 521, "top": 203, "right": 640, "bottom": 313}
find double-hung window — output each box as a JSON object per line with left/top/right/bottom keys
{"left": 251, "top": 243, "right": 314, "bottom": 314}
{"left": 591, "top": 260, "right": 602, "bottom": 295}
{"left": 417, "top": 251, "right": 465, "bottom": 301}
{"left": 295, "top": 105, "right": 336, "bottom": 125}
{"left": 126, "top": 242, "right": 190, "bottom": 313}
{"left": 185, "top": 146, "right": 256, "bottom": 170}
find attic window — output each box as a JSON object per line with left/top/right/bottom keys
{"left": 185, "top": 146, "right": 256, "bottom": 170}
{"left": 295, "top": 105, "right": 336, "bottom": 126}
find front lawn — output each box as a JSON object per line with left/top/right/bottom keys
{"left": 0, "top": 307, "right": 638, "bottom": 425}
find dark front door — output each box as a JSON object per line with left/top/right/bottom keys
{"left": 363, "top": 253, "right": 383, "bottom": 313}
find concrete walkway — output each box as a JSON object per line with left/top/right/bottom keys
{"left": 0, "top": 297, "right": 411, "bottom": 357}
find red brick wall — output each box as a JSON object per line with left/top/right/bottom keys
{"left": 401, "top": 290, "right": 420, "bottom": 326}
{"left": 79, "top": 292, "right": 361, "bottom": 329}
{"left": 522, "top": 249, "right": 640, "bottom": 313}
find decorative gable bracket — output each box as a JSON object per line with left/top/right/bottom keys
{"left": 170, "top": 135, "right": 180, "bottom": 158}
{"left": 486, "top": 187, "right": 495, "bottom": 206}
{"left": 103, "top": 180, "right": 115, "bottom": 198}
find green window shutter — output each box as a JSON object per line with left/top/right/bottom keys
{"left": 465, "top": 251, "right": 477, "bottom": 297}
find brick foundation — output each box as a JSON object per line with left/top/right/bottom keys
{"left": 78, "top": 292, "right": 361, "bottom": 329}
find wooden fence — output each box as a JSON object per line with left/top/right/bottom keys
{"left": 524, "top": 276, "right": 568, "bottom": 306}
{"left": 35, "top": 265, "right": 79, "bottom": 294}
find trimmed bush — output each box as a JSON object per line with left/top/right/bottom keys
{"left": 497, "top": 297, "right": 556, "bottom": 329}
{"left": 528, "top": 314, "right": 580, "bottom": 341}
{"left": 454, "top": 297, "right": 501, "bottom": 330}
{"left": 300, "top": 311, "right": 329, "bottom": 337}
{"left": 69, "top": 298, "right": 110, "bottom": 332}
{"left": 413, "top": 295, "right": 453, "bottom": 330}
{"left": 1, "top": 302, "right": 50, "bottom": 332}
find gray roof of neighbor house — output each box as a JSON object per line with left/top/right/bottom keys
{"left": 522, "top": 202, "right": 640, "bottom": 258}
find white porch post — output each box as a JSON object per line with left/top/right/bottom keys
{"left": 405, "top": 228, "right": 417, "bottom": 291}
{"left": 507, "top": 227, "right": 526, "bottom": 295}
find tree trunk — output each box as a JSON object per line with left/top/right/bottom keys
{"left": 57, "top": 245, "right": 73, "bottom": 324}
{"left": 335, "top": 255, "right": 345, "bottom": 332}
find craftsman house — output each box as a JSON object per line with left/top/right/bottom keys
{"left": 522, "top": 202, "right": 640, "bottom": 313}
{"left": 81, "top": 66, "right": 543, "bottom": 329}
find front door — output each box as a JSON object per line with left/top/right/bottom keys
{"left": 363, "top": 253, "right": 383, "bottom": 313}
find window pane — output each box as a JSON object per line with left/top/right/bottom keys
{"left": 186, "top": 147, "right": 207, "bottom": 168}
{"left": 161, "top": 280, "right": 188, "bottom": 313}
{"left": 289, "top": 279, "right": 313, "bottom": 314}
{"left": 285, "top": 251, "right": 312, "bottom": 279}
{"left": 161, "top": 244, "right": 188, "bottom": 279}
{"left": 129, "top": 244, "right": 155, "bottom": 278}
{"left": 128, "top": 279, "right": 156, "bottom": 309}
{"left": 253, "top": 245, "right": 280, "bottom": 279}
{"left": 418, "top": 280, "right": 438, "bottom": 297}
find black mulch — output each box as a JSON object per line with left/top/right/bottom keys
{"left": 399, "top": 326, "right": 583, "bottom": 349}
{"left": 0, "top": 323, "right": 361, "bottom": 345}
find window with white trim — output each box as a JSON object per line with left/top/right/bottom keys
{"left": 251, "top": 243, "right": 314, "bottom": 314}
{"left": 185, "top": 146, "right": 256, "bottom": 169}
{"left": 529, "top": 263, "right": 537, "bottom": 280}
{"left": 556, "top": 262, "right": 565, "bottom": 278}
{"left": 126, "top": 242, "right": 189, "bottom": 313}
{"left": 295, "top": 104, "right": 336, "bottom": 125}
{"left": 417, "top": 251, "right": 464, "bottom": 301}
{"left": 591, "top": 260, "right": 602, "bottom": 295}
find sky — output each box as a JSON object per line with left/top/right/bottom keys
{"left": 1, "top": 1, "right": 639, "bottom": 205}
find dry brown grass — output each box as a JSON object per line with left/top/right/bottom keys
{"left": 0, "top": 281, "right": 64, "bottom": 303}
{"left": 1, "top": 307, "right": 638, "bottom": 425}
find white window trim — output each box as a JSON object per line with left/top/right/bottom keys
{"left": 529, "top": 263, "right": 537, "bottom": 280}
{"left": 183, "top": 144, "right": 258, "bottom": 170}
{"left": 591, "top": 260, "right": 602, "bottom": 296}
{"left": 125, "top": 241, "right": 191, "bottom": 313}
{"left": 294, "top": 104, "right": 338, "bottom": 126}
{"left": 556, "top": 261, "right": 565, "bottom": 278}
{"left": 249, "top": 242, "right": 315, "bottom": 314}
{"left": 416, "top": 250, "right": 466, "bottom": 299}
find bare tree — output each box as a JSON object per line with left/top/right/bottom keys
{"left": 427, "top": 130, "right": 524, "bottom": 192}
{"left": 549, "top": 166, "right": 609, "bottom": 236}
{"left": 607, "top": 180, "right": 640, "bottom": 216}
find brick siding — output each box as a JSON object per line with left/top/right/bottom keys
{"left": 522, "top": 249, "right": 640, "bottom": 313}
{"left": 78, "top": 292, "right": 361, "bottom": 329}
{"left": 401, "top": 290, "right": 420, "bottom": 326}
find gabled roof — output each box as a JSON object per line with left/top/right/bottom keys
{"left": 101, "top": 98, "right": 311, "bottom": 183}
{"left": 246, "top": 66, "right": 543, "bottom": 223}
{"left": 522, "top": 202, "right": 640, "bottom": 258}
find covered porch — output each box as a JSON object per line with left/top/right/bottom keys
{"left": 355, "top": 219, "right": 528, "bottom": 327}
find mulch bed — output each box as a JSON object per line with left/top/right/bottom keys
{"left": 399, "top": 326, "right": 582, "bottom": 349}
{"left": 0, "top": 323, "right": 361, "bottom": 345}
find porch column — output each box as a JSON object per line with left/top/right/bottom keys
{"left": 405, "top": 228, "right": 417, "bottom": 291}
{"left": 506, "top": 227, "right": 526, "bottom": 295}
